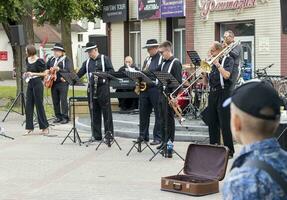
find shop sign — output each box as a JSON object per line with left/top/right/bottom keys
{"left": 199, "top": 0, "right": 257, "bottom": 20}
{"left": 138, "top": 0, "right": 161, "bottom": 20}
{"left": 102, "top": 0, "right": 128, "bottom": 22}
{"left": 0, "top": 51, "right": 8, "bottom": 61}
{"left": 161, "top": 0, "right": 185, "bottom": 18}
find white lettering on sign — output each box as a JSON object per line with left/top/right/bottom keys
{"left": 198, "top": 0, "right": 257, "bottom": 20}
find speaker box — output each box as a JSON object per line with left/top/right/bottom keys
{"left": 281, "top": 0, "right": 287, "bottom": 34}
{"left": 9, "top": 25, "right": 25, "bottom": 46}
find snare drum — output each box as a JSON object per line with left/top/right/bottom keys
{"left": 177, "top": 90, "right": 191, "bottom": 110}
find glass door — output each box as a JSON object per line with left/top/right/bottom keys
{"left": 236, "top": 36, "right": 255, "bottom": 79}
{"left": 129, "top": 31, "right": 141, "bottom": 69}
{"left": 173, "top": 28, "right": 186, "bottom": 63}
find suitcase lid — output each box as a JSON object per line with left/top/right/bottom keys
{"left": 183, "top": 144, "right": 229, "bottom": 181}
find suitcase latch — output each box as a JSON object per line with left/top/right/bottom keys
{"left": 173, "top": 182, "right": 182, "bottom": 191}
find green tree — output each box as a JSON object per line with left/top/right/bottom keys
{"left": 33, "top": 0, "right": 103, "bottom": 67}
{"left": 1, "top": 0, "right": 34, "bottom": 96}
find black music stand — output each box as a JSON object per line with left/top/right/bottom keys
{"left": 91, "top": 72, "right": 122, "bottom": 151}
{"left": 0, "top": 126, "right": 14, "bottom": 140}
{"left": 60, "top": 72, "right": 84, "bottom": 146}
{"left": 187, "top": 50, "right": 201, "bottom": 66}
{"left": 149, "top": 71, "right": 184, "bottom": 161}
{"left": 124, "top": 71, "right": 156, "bottom": 157}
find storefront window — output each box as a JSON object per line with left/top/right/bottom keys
{"left": 129, "top": 21, "right": 141, "bottom": 68}
{"left": 220, "top": 21, "right": 255, "bottom": 40}
{"left": 173, "top": 18, "right": 186, "bottom": 63}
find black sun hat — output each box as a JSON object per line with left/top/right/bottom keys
{"left": 85, "top": 42, "right": 98, "bottom": 52}
{"left": 143, "top": 39, "right": 160, "bottom": 49}
{"left": 52, "top": 43, "right": 65, "bottom": 52}
{"left": 223, "top": 79, "right": 281, "bottom": 120}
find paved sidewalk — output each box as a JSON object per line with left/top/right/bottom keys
{"left": 0, "top": 112, "right": 241, "bottom": 200}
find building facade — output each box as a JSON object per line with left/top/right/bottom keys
{"left": 187, "top": 0, "right": 286, "bottom": 77}
{"left": 107, "top": 0, "right": 286, "bottom": 76}
{"left": 107, "top": 0, "right": 185, "bottom": 70}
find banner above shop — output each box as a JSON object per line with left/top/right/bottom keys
{"left": 198, "top": 0, "right": 257, "bottom": 21}
{"left": 161, "top": 0, "right": 185, "bottom": 18}
{"left": 102, "top": 0, "right": 128, "bottom": 22}
{"left": 138, "top": 0, "right": 161, "bottom": 20}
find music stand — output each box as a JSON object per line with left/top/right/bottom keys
{"left": 60, "top": 72, "right": 84, "bottom": 146}
{"left": 0, "top": 126, "right": 14, "bottom": 140}
{"left": 149, "top": 71, "right": 184, "bottom": 161}
{"left": 187, "top": 50, "right": 201, "bottom": 66}
{"left": 91, "top": 72, "right": 122, "bottom": 151}
{"left": 124, "top": 71, "right": 156, "bottom": 157}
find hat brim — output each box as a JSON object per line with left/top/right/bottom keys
{"left": 85, "top": 45, "right": 98, "bottom": 52}
{"left": 143, "top": 44, "right": 160, "bottom": 49}
{"left": 52, "top": 47, "right": 65, "bottom": 52}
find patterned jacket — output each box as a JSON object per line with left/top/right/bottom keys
{"left": 222, "top": 138, "right": 287, "bottom": 200}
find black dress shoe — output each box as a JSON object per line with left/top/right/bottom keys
{"left": 137, "top": 136, "right": 148, "bottom": 143}
{"left": 53, "top": 118, "right": 62, "bottom": 123}
{"left": 60, "top": 119, "right": 69, "bottom": 124}
{"left": 156, "top": 143, "right": 165, "bottom": 150}
{"left": 150, "top": 140, "right": 161, "bottom": 145}
{"left": 94, "top": 137, "right": 103, "bottom": 141}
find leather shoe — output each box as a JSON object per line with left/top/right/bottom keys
{"left": 53, "top": 118, "right": 62, "bottom": 123}
{"left": 137, "top": 136, "right": 148, "bottom": 143}
{"left": 156, "top": 143, "right": 165, "bottom": 150}
{"left": 150, "top": 140, "right": 161, "bottom": 145}
{"left": 60, "top": 119, "right": 69, "bottom": 124}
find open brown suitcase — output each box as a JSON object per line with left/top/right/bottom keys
{"left": 161, "top": 143, "right": 229, "bottom": 196}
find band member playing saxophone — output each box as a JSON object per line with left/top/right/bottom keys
{"left": 137, "top": 39, "right": 163, "bottom": 145}
{"left": 207, "top": 41, "right": 235, "bottom": 158}
{"left": 24, "top": 45, "right": 49, "bottom": 135}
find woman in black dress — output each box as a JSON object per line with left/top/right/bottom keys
{"left": 24, "top": 45, "right": 49, "bottom": 135}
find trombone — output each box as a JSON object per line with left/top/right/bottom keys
{"left": 169, "top": 40, "right": 240, "bottom": 124}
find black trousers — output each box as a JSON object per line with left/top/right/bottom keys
{"left": 25, "top": 78, "right": 49, "bottom": 130}
{"left": 139, "top": 87, "right": 161, "bottom": 141}
{"left": 208, "top": 88, "right": 235, "bottom": 153}
{"left": 159, "top": 92, "right": 175, "bottom": 143}
{"left": 51, "top": 82, "right": 69, "bottom": 120}
{"left": 88, "top": 83, "right": 113, "bottom": 139}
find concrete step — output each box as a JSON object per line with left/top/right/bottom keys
{"left": 76, "top": 113, "right": 209, "bottom": 142}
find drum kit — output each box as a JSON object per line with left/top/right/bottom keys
{"left": 177, "top": 64, "right": 209, "bottom": 119}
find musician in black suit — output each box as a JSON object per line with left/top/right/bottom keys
{"left": 223, "top": 30, "right": 243, "bottom": 90}
{"left": 46, "top": 43, "right": 73, "bottom": 124}
{"left": 117, "top": 56, "right": 139, "bottom": 111}
{"left": 137, "top": 39, "right": 163, "bottom": 146}
{"left": 77, "top": 42, "right": 114, "bottom": 141}
{"left": 156, "top": 41, "right": 182, "bottom": 150}
{"left": 207, "top": 41, "right": 235, "bottom": 158}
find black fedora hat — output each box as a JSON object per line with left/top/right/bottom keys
{"left": 143, "top": 39, "right": 160, "bottom": 49}
{"left": 85, "top": 42, "right": 98, "bottom": 52}
{"left": 52, "top": 43, "right": 65, "bottom": 52}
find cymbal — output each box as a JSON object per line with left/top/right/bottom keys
{"left": 182, "top": 63, "right": 195, "bottom": 70}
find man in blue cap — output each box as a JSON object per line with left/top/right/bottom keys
{"left": 222, "top": 80, "right": 287, "bottom": 199}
